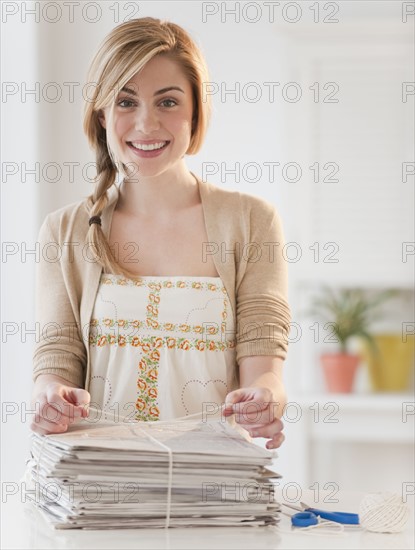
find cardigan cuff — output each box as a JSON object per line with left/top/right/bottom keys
{"left": 236, "top": 339, "right": 287, "bottom": 363}
{"left": 33, "top": 356, "right": 85, "bottom": 388}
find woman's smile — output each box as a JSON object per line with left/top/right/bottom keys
{"left": 127, "top": 140, "right": 171, "bottom": 158}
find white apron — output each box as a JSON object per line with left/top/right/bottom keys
{"left": 88, "top": 274, "right": 237, "bottom": 422}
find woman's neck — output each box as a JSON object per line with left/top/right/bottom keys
{"left": 116, "top": 166, "right": 200, "bottom": 219}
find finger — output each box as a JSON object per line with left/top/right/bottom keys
{"left": 228, "top": 401, "right": 271, "bottom": 422}
{"left": 266, "top": 432, "right": 285, "bottom": 450}
{"left": 262, "top": 417, "right": 284, "bottom": 437}
{"left": 30, "top": 423, "right": 67, "bottom": 436}
{"left": 68, "top": 389, "right": 91, "bottom": 419}
{"left": 234, "top": 401, "right": 283, "bottom": 418}
{"left": 81, "top": 405, "right": 90, "bottom": 418}
{"left": 30, "top": 417, "right": 69, "bottom": 435}
{"left": 224, "top": 389, "right": 251, "bottom": 408}
{"left": 67, "top": 388, "right": 91, "bottom": 407}
{"left": 33, "top": 397, "right": 65, "bottom": 425}
{"left": 232, "top": 409, "right": 274, "bottom": 425}
{"left": 38, "top": 401, "right": 82, "bottom": 425}
{"left": 44, "top": 392, "right": 85, "bottom": 423}
{"left": 244, "top": 418, "right": 284, "bottom": 438}
{"left": 33, "top": 407, "right": 86, "bottom": 430}
{"left": 233, "top": 408, "right": 284, "bottom": 427}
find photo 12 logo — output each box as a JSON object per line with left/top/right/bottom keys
{"left": 201, "top": 2, "right": 340, "bottom": 24}
{"left": 1, "top": 1, "right": 141, "bottom": 24}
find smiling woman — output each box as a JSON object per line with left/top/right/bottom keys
{"left": 82, "top": 17, "right": 211, "bottom": 275}
{"left": 98, "top": 55, "right": 195, "bottom": 177}
{"left": 30, "top": 17, "right": 291, "bottom": 451}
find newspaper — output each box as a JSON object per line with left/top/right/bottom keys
{"left": 27, "top": 419, "right": 281, "bottom": 529}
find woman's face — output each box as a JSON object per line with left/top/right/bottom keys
{"left": 99, "top": 54, "right": 194, "bottom": 179}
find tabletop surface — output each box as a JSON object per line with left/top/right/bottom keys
{"left": 1, "top": 488, "right": 414, "bottom": 550}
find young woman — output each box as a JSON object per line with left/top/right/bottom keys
{"left": 30, "top": 17, "right": 291, "bottom": 450}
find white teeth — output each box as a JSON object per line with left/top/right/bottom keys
{"left": 130, "top": 141, "right": 167, "bottom": 151}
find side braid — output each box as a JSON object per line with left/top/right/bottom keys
{"left": 85, "top": 144, "right": 141, "bottom": 280}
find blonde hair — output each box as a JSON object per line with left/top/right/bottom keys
{"left": 83, "top": 17, "right": 211, "bottom": 279}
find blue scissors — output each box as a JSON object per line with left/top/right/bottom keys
{"left": 283, "top": 501, "right": 359, "bottom": 527}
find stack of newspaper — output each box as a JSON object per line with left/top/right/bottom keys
{"left": 27, "top": 418, "right": 281, "bottom": 529}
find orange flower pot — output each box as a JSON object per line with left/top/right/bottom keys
{"left": 320, "top": 353, "right": 361, "bottom": 393}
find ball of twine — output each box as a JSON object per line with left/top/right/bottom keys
{"left": 359, "top": 492, "right": 410, "bottom": 533}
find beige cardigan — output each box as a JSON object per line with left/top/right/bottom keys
{"left": 32, "top": 172, "right": 291, "bottom": 391}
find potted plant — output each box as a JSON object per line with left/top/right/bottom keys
{"left": 309, "top": 286, "right": 398, "bottom": 393}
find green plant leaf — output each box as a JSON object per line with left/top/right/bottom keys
{"left": 308, "top": 286, "right": 399, "bottom": 355}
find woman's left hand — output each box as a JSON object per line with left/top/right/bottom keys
{"left": 223, "top": 387, "right": 285, "bottom": 449}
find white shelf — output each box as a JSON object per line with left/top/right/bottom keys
{"left": 287, "top": 392, "right": 415, "bottom": 444}
{"left": 291, "top": 392, "right": 415, "bottom": 411}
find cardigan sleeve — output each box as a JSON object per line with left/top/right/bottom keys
{"left": 32, "top": 215, "right": 86, "bottom": 388}
{"left": 235, "top": 204, "right": 291, "bottom": 362}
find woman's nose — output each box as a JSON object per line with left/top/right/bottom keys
{"left": 134, "top": 107, "right": 160, "bottom": 133}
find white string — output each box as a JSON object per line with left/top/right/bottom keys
{"left": 123, "top": 423, "right": 174, "bottom": 529}
{"left": 275, "top": 512, "right": 347, "bottom": 537}
{"left": 86, "top": 403, "right": 230, "bottom": 529}
{"left": 34, "top": 404, "right": 228, "bottom": 528}
{"left": 359, "top": 492, "right": 410, "bottom": 533}
{"left": 84, "top": 404, "right": 226, "bottom": 425}
{"left": 35, "top": 432, "right": 53, "bottom": 484}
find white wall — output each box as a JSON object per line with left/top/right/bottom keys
{"left": 2, "top": 1, "right": 414, "bottom": 498}
{"left": 1, "top": 7, "right": 39, "bottom": 484}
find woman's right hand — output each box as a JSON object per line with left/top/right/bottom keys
{"left": 30, "top": 377, "right": 91, "bottom": 435}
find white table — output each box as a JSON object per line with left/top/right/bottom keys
{"left": 1, "top": 489, "right": 414, "bottom": 549}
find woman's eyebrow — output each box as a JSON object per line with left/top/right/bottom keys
{"left": 120, "top": 85, "right": 185, "bottom": 96}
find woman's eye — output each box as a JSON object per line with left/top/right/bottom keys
{"left": 118, "top": 99, "right": 135, "bottom": 108}
{"left": 117, "top": 98, "right": 177, "bottom": 109}
{"left": 160, "top": 98, "right": 177, "bottom": 108}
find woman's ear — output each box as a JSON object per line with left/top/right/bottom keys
{"left": 97, "top": 110, "right": 106, "bottom": 129}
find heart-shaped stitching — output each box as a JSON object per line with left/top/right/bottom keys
{"left": 181, "top": 378, "right": 228, "bottom": 415}
{"left": 89, "top": 375, "right": 112, "bottom": 411}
